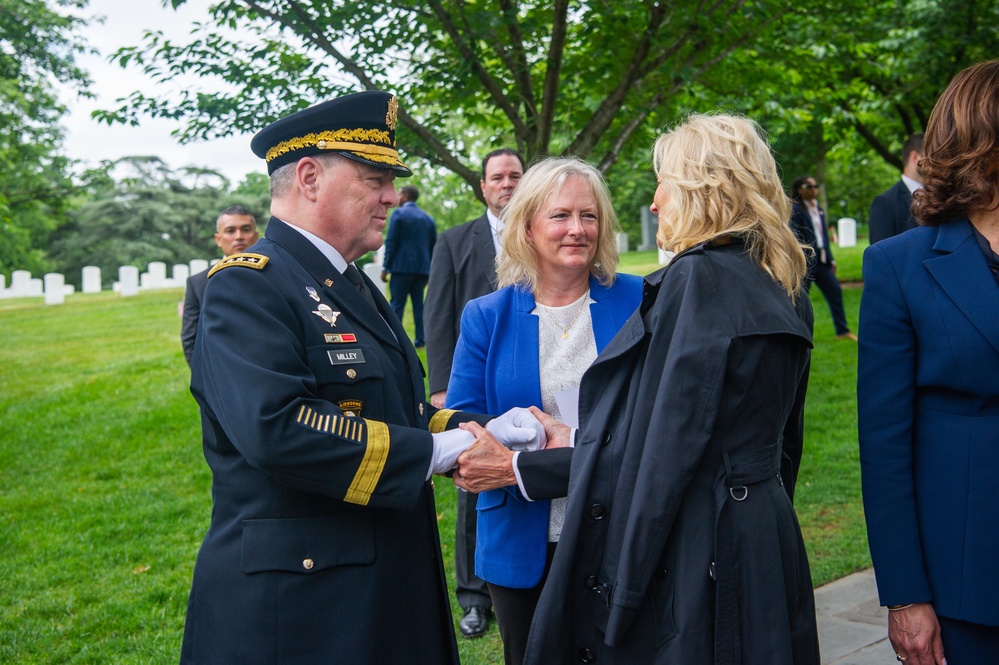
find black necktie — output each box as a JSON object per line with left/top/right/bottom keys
{"left": 343, "top": 264, "right": 378, "bottom": 310}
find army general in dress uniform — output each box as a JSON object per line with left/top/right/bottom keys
{"left": 178, "top": 91, "right": 531, "bottom": 664}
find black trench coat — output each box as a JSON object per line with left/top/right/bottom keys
{"left": 524, "top": 242, "right": 821, "bottom": 665}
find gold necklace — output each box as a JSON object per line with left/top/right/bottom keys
{"left": 537, "top": 293, "right": 589, "bottom": 340}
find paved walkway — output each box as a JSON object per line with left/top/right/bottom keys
{"left": 816, "top": 568, "right": 897, "bottom": 664}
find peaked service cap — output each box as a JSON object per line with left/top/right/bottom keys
{"left": 250, "top": 90, "right": 412, "bottom": 177}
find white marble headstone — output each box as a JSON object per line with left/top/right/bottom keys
{"left": 10, "top": 270, "right": 31, "bottom": 297}
{"left": 837, "top": 217, "right": 857, "bottom": 247}
{"left": 44, "top": 273, "right": 65, "bottom": 305}
{"left": 147, "top": 262, "right": 168, "bottom": 288}
{"left": 363, "top": 263, "right": 386, "bottom": 296}
{"left": 189, "top": 259, "right": 210, "bottom": 276}
{"left": 616, "top": 232, "right": 629, "bottom": 254}
{"left": 82, "top": 266, "right": 102, "bottom": 293}
{"left": 119, "top": 266, "right": 140, "bottom": 297}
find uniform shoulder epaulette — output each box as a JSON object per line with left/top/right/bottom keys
{"left": 208, "top": 253, "right": 270, "bottom": 278}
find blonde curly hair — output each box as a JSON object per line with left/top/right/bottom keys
{"left": 652, "top": 114, "right": 808, "bottom": 298}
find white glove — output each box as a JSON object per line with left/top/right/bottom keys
{"left": 486, "top": 407, "right": 547, "bottom": 452}
{"left": 427, "top": 429, "right": 475, "bottom": 478}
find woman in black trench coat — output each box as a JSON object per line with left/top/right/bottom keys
{"left": 519, "top": 115, "right": 821, "bottom": 665}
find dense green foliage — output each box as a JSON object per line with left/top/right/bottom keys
{"left": 3, "top": 0, "right": 997, "bottom": 278}
{"left": 47, "top": 157, "right": 269, "bottom": 288}
{"left": 0, "top": 0, "right": 90, "bottom": 277}
{"left": 88, "top": 0, "right": 998, "bottom": 240}
{"left": 100, "top": 0, "right": 794, "bottom": 198}
{"left": 1, "top": 245, "right": 869, "bottom": 664}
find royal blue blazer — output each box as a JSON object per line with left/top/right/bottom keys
{"left": 858, "top": 219, "right": 999, "bottom": 625}
{"left": 446, "top": 273, "right": 642, "bottom": 588}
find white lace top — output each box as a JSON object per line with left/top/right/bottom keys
{"left": 532, "top": 291, "right": 597, "bottom": 542}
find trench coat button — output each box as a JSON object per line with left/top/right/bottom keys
{"left": 588, "top": 503, "right": 607, "bottom": 520}
{"left": 585, "top": 575, "right": 600, "bottom": 589}
{"left": 601, "top": 430, "right": 612, "bottom": 447}
{"left": 419, "top": 403, "right": 424, "bottom": 416}
{"left": 578, "top": 647, "right": 596, "bottom": 663}
{"left": 302, "top": 558, "right": 315, "bottom": 570}
{"left": 656, "top": 567, "right": 668, "bottom": 579}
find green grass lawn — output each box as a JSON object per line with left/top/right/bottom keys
{"left": 0, "top": 242, "right": 869, "bottom": 663}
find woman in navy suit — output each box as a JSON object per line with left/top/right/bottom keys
{"left": 859, "top": 59, "right": 999, "bottom": 664}
{"left": 445, "top": 157, "right": 642, "bottom": 664}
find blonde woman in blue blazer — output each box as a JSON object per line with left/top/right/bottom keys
{"left": 446, "top": 157, "right": 641, "bottom": 665}
{"left": 859, "top": 60, "right": 999, "bottom": 665}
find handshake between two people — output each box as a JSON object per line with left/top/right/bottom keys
{"left": 428, "top": 406, "right": 572, "bottom": 492}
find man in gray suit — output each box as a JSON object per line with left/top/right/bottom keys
{"left": 181, "top": 205, "right": 259, "bottom": 367}
{"left": 424, "top": 147, "right": 525, "bottom": 638}
{"left": 868, "top": 133, "right": 923, "bottom": 245}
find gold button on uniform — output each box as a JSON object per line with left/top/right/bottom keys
{"left": 303, "top": 558, "right": 315, "bottom": 570}
{"left": 346, "top": 369, "right": 357, "bottom": 379}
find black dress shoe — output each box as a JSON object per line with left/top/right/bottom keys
{"left": 458, "top": 605, "right": 491, "bottom": 638}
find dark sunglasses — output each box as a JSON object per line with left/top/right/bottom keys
{"left": 802, "top": 183, "right": 820, "bottom": 190}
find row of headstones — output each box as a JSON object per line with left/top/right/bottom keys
{"left": 0, "top": 260, "right": 218, "bottom": 305}
{"left": 2, "top": 230, "right": 654, "bottom": 306}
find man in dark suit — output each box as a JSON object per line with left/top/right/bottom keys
{"left": 381, "top": 185, "right": 437, "bottom": 347}
{"left": 868, "top": 133, "right": 923, "bottom": 245}
{"left": 179, "top": 91, "right": 526, "bottom": 664}
{"left": 180, "top": 205, "right": 258, "bottom": 367}
{"left": 424, "top": 147, "right": 525, "bottom": 638}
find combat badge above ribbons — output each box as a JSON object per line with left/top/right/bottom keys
{"left": 313, "top": 303, "right": 341, "bottom": 327}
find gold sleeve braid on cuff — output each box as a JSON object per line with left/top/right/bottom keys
{"left": 343, "top": 420, "right": 390, "bottom": 506}
{"left": 428, "top": 409, "right": 458, "bottom": 434}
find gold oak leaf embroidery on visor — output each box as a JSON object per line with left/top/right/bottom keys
{"left": 264, "top": 128, "right": 393, "bottom": 163}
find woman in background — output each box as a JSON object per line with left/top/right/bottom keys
{"left": 789, "top": 175, "right": 856, "bottom": 340}
{"left": 446, "top": 156, "right": 642, "bottom": 665}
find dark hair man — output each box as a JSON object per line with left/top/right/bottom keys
{"left": 868, "top": 133, "right": 924, "bottom": 244}
{"left": 181, "top": 205, "right": 258, "bottom": 367}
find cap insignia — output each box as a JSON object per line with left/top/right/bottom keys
{"left": 386, "top": 96, "right": 399, "bottom": 132}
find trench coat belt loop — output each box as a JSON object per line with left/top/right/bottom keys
{"left": 714, "top": 441, "right": 782, "bottom": 665}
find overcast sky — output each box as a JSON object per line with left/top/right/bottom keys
{"left": 61, "top": 0, "right": 258, "bottom": 185}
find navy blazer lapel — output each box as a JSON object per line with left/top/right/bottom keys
{"left": 924, "top": 219, "right": 999, "bottom": 354}
{"left": 471, "top": 215, "right": 499, "bottom": 289}
{"left": 265, "top": 218, "right": 401, "bottom": 350}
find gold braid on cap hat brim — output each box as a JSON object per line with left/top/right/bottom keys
{"left": 264, "top": 128, "right": 403, "bottom": 166}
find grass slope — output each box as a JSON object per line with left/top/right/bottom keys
{"left": 0, "top": 242, "right": 867, "bottom": 664}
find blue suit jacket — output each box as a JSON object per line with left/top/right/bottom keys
{"left": 383, "top": 201, "right": 437, "bottom": 275}
{"left": 446, "top": 273, "right": 643, "bottom": 588}
{"left": 858, "top": 219, "right": 999, "bottom": 625}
